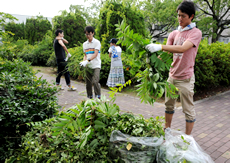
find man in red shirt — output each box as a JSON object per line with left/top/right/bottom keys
{"left": 146, "top": 0, "right": 202, "bottom": 135}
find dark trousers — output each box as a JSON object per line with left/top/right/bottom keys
{"left": 56, "top": 59, "right": 70, "bottom": 86}
{"left": 85, "top": 68, "right": 101, "bottom": 98}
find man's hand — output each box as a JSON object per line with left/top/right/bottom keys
{"left": 145, "top": 43, "right": 162, "bottom": 53}
{"left": 65, "top": 53, "right": 71, "bottom": 61}
{"left": 79, "top": 60, "right": 88, "bottom": 67}
{"left": 67, "top": 53, "right": 71, "bottom": 58}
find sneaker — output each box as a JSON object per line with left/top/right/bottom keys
{"left": 56, "top": 85, "right": 64, "bottom": 90}
{"left": 68, "top": 86, "right": 77, "bottom": 91}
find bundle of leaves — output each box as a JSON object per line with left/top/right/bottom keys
{"left": 0, "top": 58, "right": 59, "bottom": 162}
{"left": 6, "top": 97, "right": 164, "bottom": 162}
{"left": 113, "top": 20, "right": 177, "bottom": 105}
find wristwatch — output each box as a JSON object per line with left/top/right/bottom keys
{"left": 88, "top": 58, "right": 91, "bottom": 62}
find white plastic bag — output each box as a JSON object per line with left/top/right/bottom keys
{"left": 156, "top": 128, "right": 214, "bottom": 163}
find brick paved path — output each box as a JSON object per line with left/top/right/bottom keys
{"left": 37, "top": 72, "right": 230, "bottom": 163}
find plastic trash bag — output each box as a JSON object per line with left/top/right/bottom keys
{"left": 109, "top": 130, "right": 164, "bottom": 163}
{"left": 156, "top": 128, "right": 214, "bottom": 163}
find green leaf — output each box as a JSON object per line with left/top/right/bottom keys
{"left": 51, "top": 127, "right": 63, "bottom": 131}
{"left": 90, "top": 139, "right": 99, "bottom": 148}
{"left": 52, "top": 131, "right": 60, "bottom": 136}
{"left": 68, "top": 123, "right": 75, "bottom": 132}
{"left": 153, "top": 73, "right": 160, "bottom": 81}
{"left": 133, "top": 42, "right": 140, "bottom": 51}
{"left": 94, "top": 120, "right": 107, "bottom": 129}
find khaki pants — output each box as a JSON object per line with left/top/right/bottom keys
{"left": 85, "top": 68, "right": 101, "bottom": 98}
{"left": 165, "top": 74, "right": 196, "bottom": 122}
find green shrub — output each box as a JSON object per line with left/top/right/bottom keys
{"left": 0, "top": 33, "right": 18, "bottom": 61}
{"left": 194, "top": 39, "right": 230, "bottom": 90}
{"left": 0, "top": 59, "right": 59, "bottom": 162}
{"left": 6, "top": 97, "right": 164, "bottom": 162}
{"left": 18, "top": 30, "right": 54, "bottom": 66}
{"left": 17, "top": 44, "right": 37, "bottom": 63}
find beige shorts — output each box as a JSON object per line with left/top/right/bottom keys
{"left": 165, "top": 74, "right": 196, "bottom": 122}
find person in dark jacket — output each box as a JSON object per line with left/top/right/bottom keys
{"left": 53, "top": 29, "right": 76, "bottom": 91}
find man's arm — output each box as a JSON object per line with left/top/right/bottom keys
{"left": 56, "top": 36, "right": 68, "bottom": 44}
{"left": 83, "top": 53, "right": 87, "bottom": 60}
{"left": 82, "top": 50, "right": 99, "bottom": 62}
{"left": 62, "top": 38, "right": 68, "bottom": 44}
{"left": 58, "top": 40, "right": 69, "bottom": 54}
{"left": 162, "top": 40, "right": 194, "bottom": 53}
{"left": 88, "top": 49, "right": 99, "bottom": 60}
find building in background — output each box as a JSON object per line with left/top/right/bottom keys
{"left": 5, "top": 13, "right": 52, "bottom": 24}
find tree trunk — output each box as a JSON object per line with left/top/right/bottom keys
{"left": 211, "top": 36, "right": 218, "bottom": 43}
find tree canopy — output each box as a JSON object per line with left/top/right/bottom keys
{"left": 141, "top": 0, "right": 181, "bottom": 39}
{"left": 25, "top": 16, "right": 52, "bottom": 45}
{"left": 0, "top": 12, "right": 17, "bottom": 36}
{"left": 194, "top": 0, "right": 230, "bottom": 42}
{"left": 52, "top": 11, "right": 86, "bottom": 48}
{"left": 4, "top": 22, "right": 25, "bottom": 41}
{"left": 96, "top": 0, "right": 147, "bottom": 53}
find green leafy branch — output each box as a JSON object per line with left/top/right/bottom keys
{"left": 113, "top": 19, "right": 178, "bottom": 105}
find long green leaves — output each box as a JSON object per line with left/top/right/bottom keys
{"left": 51, "top": 97, "right": 120, "bottom": 150}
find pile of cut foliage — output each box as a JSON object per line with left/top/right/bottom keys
{"left": 6, "top": 97, "right": 165, "bottom": 162}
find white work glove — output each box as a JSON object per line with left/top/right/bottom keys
{"left": 145, "top": 43, "right": 162, "bottom": 53}
{"left": 79, "top": 60, "right": 89, "bottom": 67}
{"left": 67, "top": 53, "right": 71, "bottom": 58}
{"left": 65, "top": 53, "right": 71, "bottom": 61}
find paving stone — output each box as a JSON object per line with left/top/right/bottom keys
{"left": 218, "top": 146, "right": 229, "bottom": 153}
{"left": 215, "top": 156, "right": 227, "bottom": 163}
{"left": 211, "top": 150, "right": 223, "bottom": 159}
{"left": 197, "top": 133, "right": 208, "bottom": 138}
{"left": 222, "top": 151, "right": 230, "bottom": 159}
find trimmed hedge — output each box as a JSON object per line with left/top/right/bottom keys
{"left": 194, "top": 39, "right": 230, "bottom": 90}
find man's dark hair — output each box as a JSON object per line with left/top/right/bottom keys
{"left": 84, "top": 26, "right": 94, "bottom": 33}
{"left": 177, "top": 0, "right": 196, "bottom": 20}
{"left": 55, "top": 29, "right": 63, "bottom": 36}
